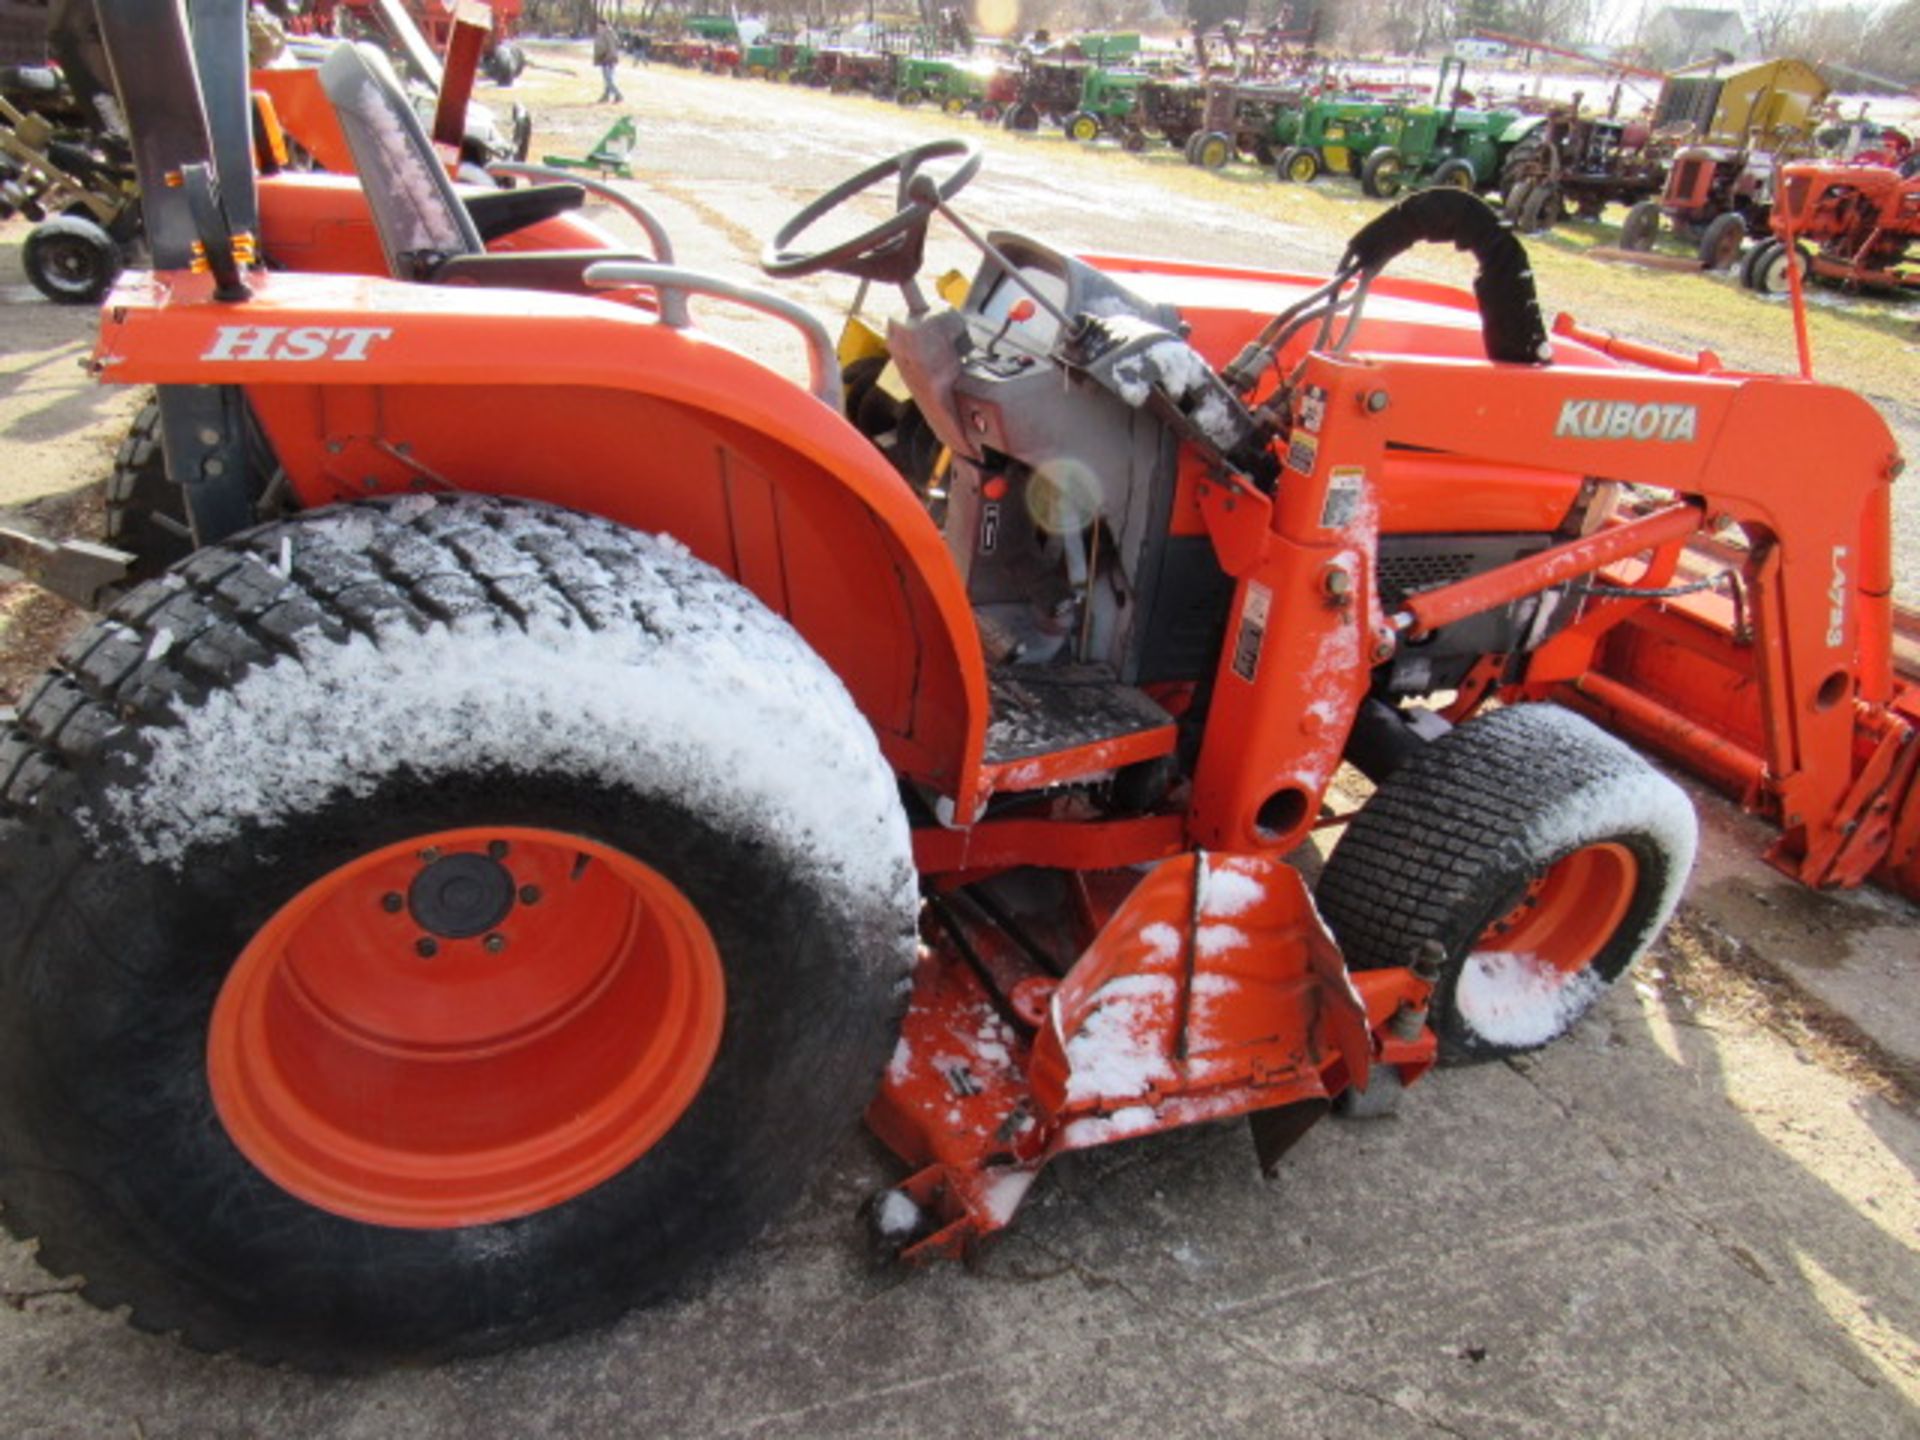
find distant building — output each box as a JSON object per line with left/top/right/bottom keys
{"left": 1642, "top": 7, "right": 1753, "bottom": 69}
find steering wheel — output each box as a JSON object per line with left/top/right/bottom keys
{"left": 761, "top": 139, "right": 981, "bottom": 284}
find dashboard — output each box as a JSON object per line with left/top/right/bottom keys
{"left": 963, "top": 233, "right": 1173, "bottom": 356}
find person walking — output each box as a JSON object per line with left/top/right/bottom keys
{"left": 593, "top": 21, "right": 623, "bottom": 104}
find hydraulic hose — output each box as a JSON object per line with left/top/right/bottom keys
{"left": 1340, "top": 188, "right": 1552, "bottom": 366}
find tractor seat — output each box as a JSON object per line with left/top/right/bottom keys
{"left": 318, "top": 42, "right": 642, "bottom": 291}
{"left": 463, "top": 183, "right": 587, "bottom": 244}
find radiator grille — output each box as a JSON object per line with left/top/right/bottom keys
{"left": 1377, "top": 552, "right": 1477, "bottom": 606}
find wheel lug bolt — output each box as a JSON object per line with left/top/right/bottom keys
{"left": 381, "top": 892, "right": 403, "bottom": 914}
{"left": 483, "top": 933, "right": 506, "bottom": 954}
{"left": 416, "top": 937, "right": 439, "bottom": 959}
{"left": 487, "top": 840, "right": 510, "bottom": 860}
{"left": 519, "top": 885, "right": 541, "bottom": 905}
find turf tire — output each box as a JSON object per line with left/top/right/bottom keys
{"left": 1317, "top": 704, "right": 1696, "bottom": 1066}
{"left": 0, "top": 496, "right": 916, "bottom": 1367}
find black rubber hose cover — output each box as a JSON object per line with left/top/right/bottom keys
{"left": 1342, "top": 188, "right": 1550, "bottom": 366}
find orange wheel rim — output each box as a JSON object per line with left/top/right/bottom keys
{"left": 209, "top": 827, "right": 726, "bottom": 1229}
{"left": 1476, "top": 841, "right": 1638, "bottom": 976}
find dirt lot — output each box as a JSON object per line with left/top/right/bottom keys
{"left": 1, "top": 46, "right": 1917, "bottom": 1438}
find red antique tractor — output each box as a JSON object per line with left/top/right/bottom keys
{"left": 0, "top": 0, "right": 1915, "bottom": 1370}
{"left": 1740, "top": 153, "right": 1920, "bottom": 295}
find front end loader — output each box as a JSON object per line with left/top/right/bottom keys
{"left": 0, "top": 0, "right": 1913, "bottom": 1370}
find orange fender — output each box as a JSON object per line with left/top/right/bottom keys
{"left": 94, "top": 269, "right": 990, "bottom": 804}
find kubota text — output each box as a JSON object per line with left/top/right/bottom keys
{"left": 1555, "top": 399, "right": 1699, "bottom": 442}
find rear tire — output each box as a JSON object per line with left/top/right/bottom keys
{"left": 1317, "top": 704, "right": 1696, "bottom": 1065}
{"left": 0, "top": 496, "right": 916, "bottom": 1366}
{"left": 1360, "top": 147, "right": 1404, "bottom": 199}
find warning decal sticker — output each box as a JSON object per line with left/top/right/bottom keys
{"left": 1231, "top": 581, "right": 1272, "bottom": 683}
{"left": 1320, "top": 465, "right": 1366, "bottom": 530}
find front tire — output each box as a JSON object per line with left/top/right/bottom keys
{"left": 1619, "top": 199, "right": 1661, "bottom": 251}
{"left": 1194, "top": 131, "right": 1233, "bottom": 170}
{"left": 104, "top": 394, "right": 194, "bottom": 582}
{"left": 0, "top": 496, "right": 916, "bottom": 1366}
{"left": 1517, "top": 181, "right": 1566, "bottom": 234}
{"left": 1282, "top": 145, "right": 1321, "bottom": 183}
{"left": 1317, "top": 704, "right": 1696, "bottom": 1065}
{"left": 1752, "top": 238, "right": 1808, "bottom": 294}
{"left": 23, "top": 214, "right": 121, "bottom": 304}
{"left": 1697, "top": 211, "right": 1747, "bottom": 271}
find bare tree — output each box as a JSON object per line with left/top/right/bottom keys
{"left": 1743, "top": 0, "right": 1804, "bottom": 53}
{"left": 1860, "top": 0, "right": 1920, "bottom": 81}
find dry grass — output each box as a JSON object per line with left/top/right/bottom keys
{"left": 1650, "top": 914, "right": 1920, "bottom": 1115}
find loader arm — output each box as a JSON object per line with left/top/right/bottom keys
{"left": 1282, "top": 345, "right": 1914, "bottom": 895}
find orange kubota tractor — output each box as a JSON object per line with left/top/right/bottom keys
{"left": 0, "top": 0, "right": 1914, "bottom": 1369}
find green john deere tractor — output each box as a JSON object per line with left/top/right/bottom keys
{"left": 894, "top": 55, "right": 960, "bottom": 108}
{"left": 1355, "top": 60, "right": 1528, "bottom": 199}
{"left": 1272, "top": 95, "right": 1402, "bottom": 184}
{"left": 1062, "top": 65, "right": 1148, "bottom": 145}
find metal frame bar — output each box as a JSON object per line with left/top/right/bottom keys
{"left": 584, "top": 260, "right": 842, "bottom": 412}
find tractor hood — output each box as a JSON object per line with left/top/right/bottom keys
{"left": 1079, "top": 253, "right": 1624, "bottom": 369}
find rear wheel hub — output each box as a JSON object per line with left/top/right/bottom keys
{"left": 409, "top": 850, "right": 516, "bottom": 938}
{"left": 208, "top": 826, "right": 726, "bottom": 1230}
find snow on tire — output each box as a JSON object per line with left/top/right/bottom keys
{"left": 0, "top": 495, "right": 917, "bottom": 1366}
{"left": 1316, "top": 703, "right": 1696, "bottom": 1065}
